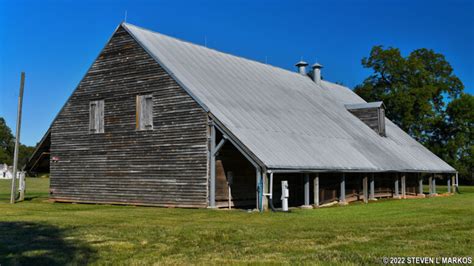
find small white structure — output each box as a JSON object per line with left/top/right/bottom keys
{"left": 281, "top": 180, "right": 289, "bottom": 212}
{"left": 0, "top": 163, "right": 24, "bottom": 180}
{"left": 1, "top": 163, "right": 12, "bottom": 179}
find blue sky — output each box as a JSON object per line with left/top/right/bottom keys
{"left": 1, "top": 0, "right": 473, "bottom": 146}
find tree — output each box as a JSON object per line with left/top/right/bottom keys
{"left": 19, "top": 144, "right": 36, "bottom": 168}
{"left": 0, "top": 117, "right": 14, "bottom": 164}
{"left": 445, "top": 94, "right": 474, "bottom": 183}
{"left": 0, "top": 117, "right": 35, "bottom": 168}
{"left": 355, "top": 46, "right": 472, "bottom": 183}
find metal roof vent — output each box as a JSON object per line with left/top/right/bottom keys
{"left": 311, "top": 62, "right": 323, "bottom": 85}
{"left": 345, "top": 101, "right": 386, "bottom": 137}
{"left": 295, "top": 61, "right": 308, "bottom": 75}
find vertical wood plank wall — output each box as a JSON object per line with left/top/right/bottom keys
{"left": 50, "top": 27, "right": 209, "bottom": 207}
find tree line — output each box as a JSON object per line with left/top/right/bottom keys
{"left": 0, "top": 117, "right": 35, "bottom": 168}
{"left": 355, "top": 46, "right": 473, "bottom": 184}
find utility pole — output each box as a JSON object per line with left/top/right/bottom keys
{"left": 10, "top": 72, "right": 25, "bottom": 204}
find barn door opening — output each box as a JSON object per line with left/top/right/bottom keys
{"left": 214, "top": 130, "right": 256, "bottom": 208}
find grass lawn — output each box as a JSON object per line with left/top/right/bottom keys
{"left": 0, "top": 178, "right": 473, "bottom": 265}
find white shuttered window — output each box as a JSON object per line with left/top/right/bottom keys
{"left": 136, "top": 94, "right": 153, "bottom": 130}
{"left": 89, "top": 100, "right": 104, "bottom": 133}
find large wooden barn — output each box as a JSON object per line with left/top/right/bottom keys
{"left": 26, "top": 23, "right": 457, "bottom": 210}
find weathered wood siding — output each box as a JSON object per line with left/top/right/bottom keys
{"left": 50, "top": 26, "right": 209, "bottom": 207}
{"left": 348, "top": 107, "right": 383, "bottom": 135}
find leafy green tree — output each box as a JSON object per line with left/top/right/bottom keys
{"left": 445, "top": 94, "right": 473, "bottom": 183}
{"left": 19, "top": 144, "right": 36, "bottom": 168}
{"left": 0, "top": 117, "right": 35, "bottom": 168}
{"left": 355, "top": 46, "right": 463, "bottom": 143}
{"left": 0, "top": 117, "right": 14, "bottom": 164}
{"left": 355, "top": 46, "right": 472, "bottom": 183}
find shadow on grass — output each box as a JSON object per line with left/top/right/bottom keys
{"left": 0, "top": 222, "right": 96, "bottom": 265}
{"left": 22, "top": 196, "right": 39, "bottom": 201}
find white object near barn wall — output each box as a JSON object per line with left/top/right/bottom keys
{"left": 281, "top": 180, "right": 289, "bottom": 212}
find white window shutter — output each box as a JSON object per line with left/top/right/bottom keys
{"left": 89, "top": 100, "right": 104, "bottom": 134}
{"left": 97, "top": 100, "right": 104, "bottom": 133}
{"left": 144, "top": 95, "right": 153, "bottom": 129}
{"left": 140, "top": 95, "right": 146, "bottom": 129}
{"left": 137, "top": 94, "right": 153, "bottom": 130}
{"left": 89, "top": 102, "right": 97, "bottom": 133}
{"left": 136, "top": 96, "right": 141, "bottom": 130}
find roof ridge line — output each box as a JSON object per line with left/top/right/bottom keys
{"left": 121, "top": 22, "right": 327, "bottom": 84}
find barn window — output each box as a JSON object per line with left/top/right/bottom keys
{"left": 136, "top": 94, "right": 153, "bottom": 130}
{"left": 345, "top": 101, "right": 386, "bottom": 137}
{"left": 89, "top": 100, "right": 104, "bottom": 133}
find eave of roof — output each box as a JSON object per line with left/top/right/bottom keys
{"left": 345, "top": 101, "right": 385, "bottom": 110}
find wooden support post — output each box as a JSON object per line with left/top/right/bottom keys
{"left": 262, "top": 171, "right": 268, "bottom": 211}
{"left": 209, "top": 122, "right": 217, "bottom": 208}
{"left": 256, "top": 167, "right": 261, "bottom": 211}
{"left": 363, "top": 175, "right": 368, "bottom": 203}
{"left": 313, "top": 174, "right": 319, "bottom": 207}
{"left": 432, "top": 175, "right": 437, "bottom": 195}
{"left": 452, "top": 175, "right": 456, "bottom": 194}
{"left": 455, "top": 172, "right": 459, "bottom": 193}
{"left": 369, "top": 173, "right": 376, "bottom": 200}
{"left": 428, "top": 175, "right": 433, "bottom": 195}
{"left": 394, "top": 174, "right": 400, "bottom": 199}
{"left": 227, "top": 171, "right": 233, "bottom": 209}
{"left": 418, "top": 174, "right": 424, "bottom": 196}
{"left": 302, "top": 173, "right": 312, "bottom": 208}
{"left": 19, "top": 172, "right": 26, "bottom": 201}
{"left": 447, "top": 175, "right": 451, "bottom": 194}
{"left": 339, "top": 173, "right": 346, "bottom": 205}
{"left": 10, "top": 72, "right": 25, "bottom": 204}
{"left": 401, "top": 173, "right": 406, "bottom": 199}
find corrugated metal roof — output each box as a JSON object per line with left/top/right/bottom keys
{"left": 123, "top": 23, "right": 455, "bottom": 173}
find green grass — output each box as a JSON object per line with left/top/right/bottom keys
{"left": 1, "top": 178, "right": 473, "bottom": 265}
